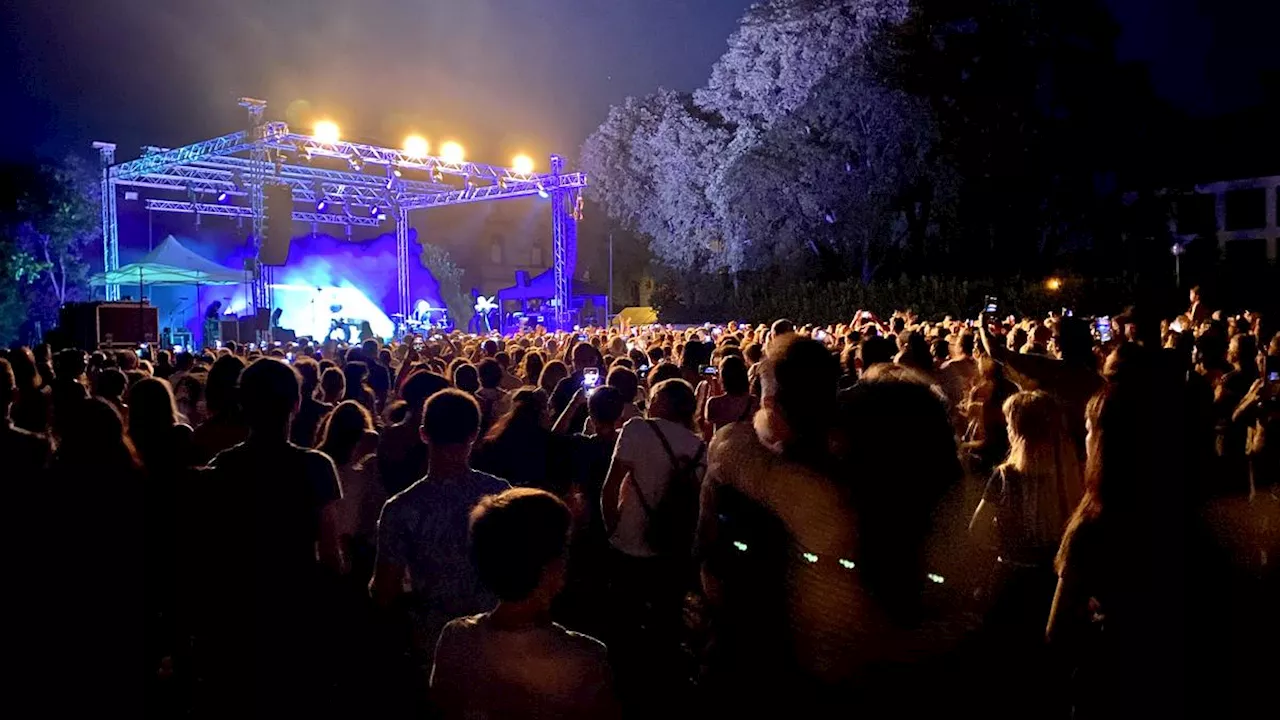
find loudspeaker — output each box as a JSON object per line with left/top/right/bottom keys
{"left": 260, "top": 183, "right": 294, "bottom": 265}
{"left": 59, "top": 302, "right": 159, "bottom": 348}
{"left": 219, "top": 319, "right": 240, "bottom": 343}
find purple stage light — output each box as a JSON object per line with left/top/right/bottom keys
{"left": 217, "top": 191, "right": 229, "bottom": 202}
{"left": 317, "top": 200, "right": 328, "bottom": 212}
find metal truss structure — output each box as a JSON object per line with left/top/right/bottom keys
{"left": 95, "top": 99, "right": 586, "bottom": 325}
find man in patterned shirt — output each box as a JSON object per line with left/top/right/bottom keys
{"left": 371, "top": 389, "right": 511, "bottom": 660}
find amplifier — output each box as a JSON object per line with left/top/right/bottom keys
{"left": 98, "top": 302, "right": 159, "bottom": 346}
{"left": 58, "top": 301, "right": 159, "bottom": 349}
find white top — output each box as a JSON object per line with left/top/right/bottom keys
{"left": 608, "top": 416, "right": 706, "bottom": 557}
{"left": 430, "top": 613, "right": 618, "bottom": 720}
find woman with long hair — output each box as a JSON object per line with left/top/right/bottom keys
{"left": 127, "top": 377, "right": 195, "bottom": 475}
{"left": 41, "top": 397, "right": 145, "bottom": 714}
{"left": 473, "top": 388, "right": 569, "bottom": 494}
{"left": 538, "top": 360, "right": 569, "bottom": 397}
{"left": 971, "top": 391, "right": 1083, "bottom": 565}
{"left": 520, "top": 351, "right": 545, "bottom": 387}
{"left": 1048, "top": 370, "right": 1195, "bottom": 718}
{"left": 969, "top": 391, "right": 1083, "bottom": 717}
{"left": 317, "top": 400, "right": 384, "bottom": 579}
{"left": 701, "top": 354, "right": 758, "bottom": 439}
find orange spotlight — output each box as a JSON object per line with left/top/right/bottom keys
{"left": 512, "top": 154, "right": 535, "bottom": 174}
{"left": 403, "top": 135, "right": 429, "bottom": 159}
{"left": 313, "top": 120, "right": 340, "bottom": 144}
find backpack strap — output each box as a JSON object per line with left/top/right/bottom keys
{"left": 633, "top": 420, "right": 705, "bottom": 517}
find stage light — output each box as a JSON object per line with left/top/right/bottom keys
{"left": 404, "top": 135, "right": 429, "bottom": 159}
{"left": 370, "top": 205, "right": 381, "bottom": 217}
{"left": 1046, "top": 277, "right": 1062, "bottom": 292}
{"left": 217, "top": 191, "right": 229, "bottom": 202}
{"left": 348, "top": 152, "right": 364, "bottom": 172}
{"left": 313, "top": 120, "right": 340, "bottom": 144}
{"left": 317, "top": 200, "right": 327, "bottom": 212}
{"left": 512, "top": 154, "right": 535, "bottom": 175}
{"left": 537, "top": 183, "right": 549, "bottom": 199}
{"left": 441, "top": 141, "right": 465, "bottom": 164}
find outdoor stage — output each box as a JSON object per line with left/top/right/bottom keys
{"left": 93, "top": 98, "right": 587, "bottom": 345}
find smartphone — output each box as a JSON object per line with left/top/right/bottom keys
{"left": 814, "top": 329, "right": 828, "bottom": 342}
{"left": 1268, "top": 371, "right": 1280, "bottom": 383}
{"left": 431, "top": 334, "right": 442, "bottom": 341}
{"left": 286, "top": 352, "right": 295, "bottom": 362}
{"left": 700, "top": 364, "right": 718, "bottom": 377}
{"left": 638, "top": 364, "right": 651, "bottom": 379}
{"left": 1063, "top": 308, "right": 1074, "bottom": 317}
{"left": 984, "top": 295, "right": 999, "bottom": 314}
{"left": 216, "top": 341, "right": 223, "bottom": 349}
{"left": 582, "top": 367, "right": 601, "bottom": 388}
{"left": 249, "top": 343, "right": 257, "bottom": 351}
{"left": 273, "top": 341, "right": 282, "bottom": 347}
{"left": 1170, "top": 318, "right": 1185, "bottom": 334}
{"left": 712, "top": 327, "right": 722, "bottom": 337}
{"left": 172, "top": 345, "right": 183, "bottom": 354}
{"left": 577, "top": 334, "right": 588, "bottom": 343}
{"left": 1096, "top": 316, "right": 1112, "bottom": 343}
{"left": 413, "top": 340, "right": 425, "bottom": 351}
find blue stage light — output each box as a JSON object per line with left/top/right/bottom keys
{"left": 217, "top": 191, "right": 229, "bottom": 202}
{"left": 317, "top": 199, "right": 327, "bottom": 212}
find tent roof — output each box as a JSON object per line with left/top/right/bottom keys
{"left": 91, "top": 236, "right": 244, "bottom": 286}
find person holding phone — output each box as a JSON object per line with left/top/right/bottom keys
{"left": 550, "top": 342, "right": 602, "bottom": 434}
{"left": 701, "top": 355, "right": 757, "bottom": 440}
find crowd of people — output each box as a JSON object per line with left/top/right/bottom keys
{"left": 0, "top": 286, "right": 1276, "bottom": 718}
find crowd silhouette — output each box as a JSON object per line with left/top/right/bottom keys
{"left": 0, "top": 294, "right": 1277, "bottom": 718}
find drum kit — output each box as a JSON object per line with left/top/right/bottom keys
{"left": 391, "top": 304, "right": 451, "bottom": 339}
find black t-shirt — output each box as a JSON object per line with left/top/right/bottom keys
{"left": 291, "top": 396, "right": 332, "bottom": 447}
{"left": 207, "top": 440, "right": 340, "bottom": 595}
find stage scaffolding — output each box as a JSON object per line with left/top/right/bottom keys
{"left": 94, "top": 98, "right": 586, "bottom": 327}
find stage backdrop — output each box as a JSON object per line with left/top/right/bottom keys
{"left": 116, "top": 221, "right": 442, "bottom": 345}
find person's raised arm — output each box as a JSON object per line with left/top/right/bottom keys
{"left": 553, "top": 389, "right": 587, "bottom": 435}
{"left": 1231, "top": 379, "right": 1266, "bottom": 425}
{"left": 977, "top": 312, "right": 1007, "bottom": 363}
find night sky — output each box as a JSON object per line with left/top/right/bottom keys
{"left": 0, "top": 0, "right": 1276, "bottom": 166}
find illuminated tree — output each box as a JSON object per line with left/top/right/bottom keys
{"left": 418, "top": 240, "right": 472, "bottom": 330}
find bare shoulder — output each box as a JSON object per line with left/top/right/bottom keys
{"left": 554, "top": 624, "right": 610, "bottom": 664}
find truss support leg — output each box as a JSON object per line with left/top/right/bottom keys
{"left": 550, "top": 154, "right": 571, "bottom": 330}
{"left": 241, "top": 98, "right": 270, "bottom": 315}
{"left": 396, "top": 207, "right": 412, "bottom": 320}
{"left": 93, "top": 142, "right": 119, "bottom": 301}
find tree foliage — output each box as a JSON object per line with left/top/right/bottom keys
{"left": 418, "top": 240, "right": 472, "bottom": 330}
{"left": 0, "top": 156, "right": 100, "bottom": 344}
{"left": 582, "top": 0, "right": 1162, "bottom": 299}
{"left": 583, "top": 0, "right": 941, "bottom": 280}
